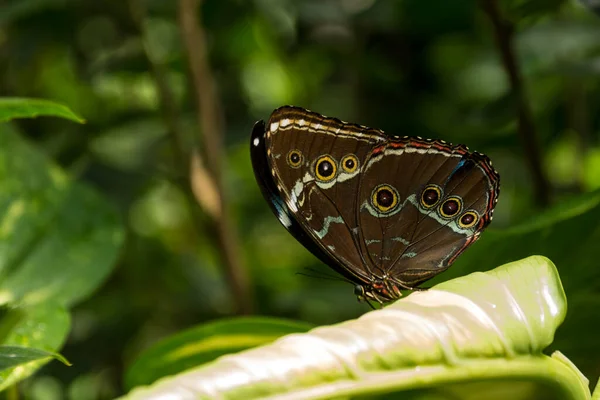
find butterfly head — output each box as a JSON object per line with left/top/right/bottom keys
{"left": 354, "top": 277, "right": 403, "bottom": 305}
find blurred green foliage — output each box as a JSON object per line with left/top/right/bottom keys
{"left": 2, "top": 0, "right": 600, "bottom": 398}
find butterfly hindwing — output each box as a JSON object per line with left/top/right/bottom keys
{"left": 356, "top": 139, "right": 499, "bottom": 286}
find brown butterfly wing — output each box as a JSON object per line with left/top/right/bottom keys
{"left": 264, "top": 106, "right": 385, "bottom": 282}
{"left": 261, "top": 105, "right": 500, "bottom": 290}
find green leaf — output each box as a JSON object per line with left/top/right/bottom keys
{"left": 0, "top": 345, "right": 66, "bottom": 371}
{"left": 0, "top": 305, "right": 70, "bottom": 390}
{"left": 502, "top": 189, "right": 600, "bottom": 235}
{"left": 0, "top": 98, "right": 84, "bottom": 124}
{"left": 0, "top": 303, "right": 71, "bottom": 392}
{"left": 0, "top": 124, "right": 124, "bottom": 307}
{"left": 125, "top": 317, "right": 314, "bottom": 390}
{"left": 121, "top": 256, "right": 590, "bottom": 400}
{"left": 593, "top": 377, "right": 600, "bottom": 400}
{"left": 0, "top": 304, "right": 71, "bottom": 390}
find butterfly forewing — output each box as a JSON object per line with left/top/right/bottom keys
{"left": 251, "top": 120, "right": 353, "bottom": 278}
{"left": 264, "top": 107, "right": 385, "bottom": 283}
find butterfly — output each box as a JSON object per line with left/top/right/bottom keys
{"left": 250, "top": 106, "right": 500, "bottom": 305}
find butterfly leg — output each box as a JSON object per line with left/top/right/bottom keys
{"left": 393, "top": 279, "right": 430, "bottom": 292}
{"left": 408, "top": 286, "right": 429, "bottom": 291}
{"left": 365, "top": 299, "right": 377, "bottom": 310}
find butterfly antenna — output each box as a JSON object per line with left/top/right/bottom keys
{"left": 296, "top": 267, "right": 354, "bottom": 285}
{"left": 296, "top": 271, "right": 342, "bottom": 282}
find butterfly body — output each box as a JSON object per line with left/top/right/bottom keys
{"left": 251, "top": 106, "right": 500, "bottom": 304}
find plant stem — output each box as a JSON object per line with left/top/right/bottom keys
{"left": 565, "top": 77, "right": 589, "bottom": 192}
{"left": 481, "top": 0, "right": 551, "bottom": 207}
{"left": 7, "top": 384, "right": 19, "bottom": 400}
{"left": 178, "top": 0, "right": 254, "bottom": 314}
{"left": 130, "top": 0, "right": 253, "bottom": 314}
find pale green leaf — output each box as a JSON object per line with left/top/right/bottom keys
{"left": 121, "top": 256, "right": 590, "bottom": 400}
{"left": 125, "top": 317, "right": 313, "bottom": 390}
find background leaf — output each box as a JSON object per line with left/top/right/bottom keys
{"left": 0, "top": 345, "right": 67, "bottom": 371}
{"left": 0, "top": 304, "right": 70, "bottom": 390}
{"left": 0, "top": 98, "right": 84, "bottom": 123}
{"left": 125, "top": 316, "right": 313, "bottom": 390}
{"left": 0, "top": 113, "right": 123, "bottom": 389}
{"left": 0, "top": 124, "right": 124, "bottom": 307}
